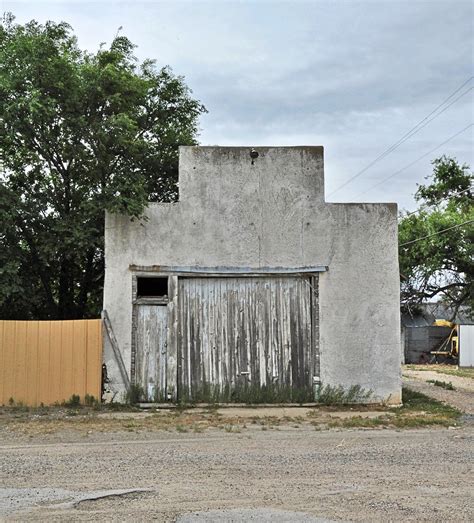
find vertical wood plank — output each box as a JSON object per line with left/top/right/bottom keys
{"left": 37, "top": 321, "right": 51, "bottom": 405}
{"left": 0, "top": 322, "right": 4, "bottom": 405}
{"left": 73, "top": 320, "right": 87, "bottom": 400}
{"left": 3, "top": 322, "right": 16, "bottom": 404}
{"left": 61, "top": 320, "right": 74, "bottom": 402}
{"left": 86, "top": 320, "right": 102, "bottom": 401}
{"left": 49, "top": 321, "right": 62, "bottom": 404}
{"left": 14, "top": 322, "right": 27, "bottom": 403}
{"left": 27, "top": 321, "right": 39, "bottom": 405}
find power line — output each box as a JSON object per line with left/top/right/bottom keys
{"left": 354, "top": 123, "right": 473, "bottom": 199}
{"left": 328, "top": 76, "right": 474, "bottom": 197}
{"left": 330, "top": 85, "right": 473, "bottom": 197}
{"left": 399, "top": 219, "right": 474, "bottom": 247}
{"left": 401, "top": 185, "right": 473, "bottom": 219}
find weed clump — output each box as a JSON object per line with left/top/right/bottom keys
{"left": 125, "top": 384, "right": 144, "bottom": 405}
{"left": 64, "top": 394, "right": 81, "bottom": 407}
{"left": 182, "top": 382, "right": 314, "bottom": 405}
{"left": 84, "top": 394, "right": 99, "bottom": 406}
{"left": 316, "top": 384, "right": 373, "bottom": 405}
{"left": 427, "top": 380, "right": 455, "bottom": 390}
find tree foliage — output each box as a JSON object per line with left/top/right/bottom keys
{"left": 399, "top": 156, "right": 473, "bottom": 318}
{"left": 0, "top": 14, "right": 206, "bottom": 319}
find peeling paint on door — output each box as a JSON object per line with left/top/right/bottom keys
{"left": 135, "top": 305, "right": 167, "bottom": 401}
{"left": 177, "top": 276, "right": 317, "bottom": 400}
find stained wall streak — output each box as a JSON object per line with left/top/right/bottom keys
{"left": 177, "top": 276, "right": 316, "bottom": 398}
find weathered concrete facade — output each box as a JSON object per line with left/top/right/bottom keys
{"left": 103, "top": 146, "right": 401, "bottom": 404}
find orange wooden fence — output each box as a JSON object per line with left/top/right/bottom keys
{"left": 0, "top": 320, "right": 102, "bottom": 406}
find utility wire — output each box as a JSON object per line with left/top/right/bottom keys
{"left": 399, "top": 219, "right": 474, "bottom": 247}
{"left": 354, "top": 123, "right": 473, "bottom": 199}
{"left": 400, "top": 185, "right": 473, "bottom": 219}
{"left": 330, "top": 85, "right": 473, "bottom": 196}
{"left": 328, "top": 76, "right": 474, "bottom": 197}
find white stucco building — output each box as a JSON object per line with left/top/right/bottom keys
{"left": 103, "top": 146, "right": 401, "bottom": 404}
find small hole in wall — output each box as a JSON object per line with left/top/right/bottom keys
{"left": 137, "top": 277, "right": 168, "bottom": 297}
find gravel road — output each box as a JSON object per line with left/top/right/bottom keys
{"left": 1, "top": 424, "right": 472, "bottom": 522}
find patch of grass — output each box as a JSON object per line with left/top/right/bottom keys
{"left": 390, "top": 388, "right": 459, "bottom": 427}
{"left": 328, "top": 416, "right": 390, "bottom": 429}
{"left": 400, "top": 387, "right": 459, "bottom": 416}
{"left": 319, "top": 388, "right": 461, "bottom": 430}
{"left": 316, "top": 384, "right": 373, "bottom": 405}
{"left": 427, "top": 379, "right": 455, "bottom": 390}
{"left": 4, "top": 399, "right": 29, "bottom": 413}
{"left": 0, "top": 387, "right": 462, "bottom": 436}
{"left": 404, "top": 364, "right": 474, "bottom": 380}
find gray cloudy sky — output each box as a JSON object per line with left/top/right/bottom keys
{"left": 3, "top": 0, "right": 473, "bottom": 209}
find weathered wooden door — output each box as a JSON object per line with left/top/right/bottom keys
{"left": 135, "top": 305, "right": 168, "bottom": 401}
{"left": 178, "top": 277, "right": 315, "bottom": 401}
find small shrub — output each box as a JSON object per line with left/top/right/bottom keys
{"left": 224, "top": 424, "right": 241, "bottom": 433}
{"left": 84, "top": 394, "right": 99, "bottom": 407}
{"left": 125, "top": 384, "right": 143, "bottom": 405}
{"left": 64, "top": 394, "right": 81, "bottom": 407}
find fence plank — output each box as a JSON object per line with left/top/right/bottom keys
{"left": 0, "top": 319, "right": 102, "bottom": 406}
{"left": 26, "top": 321, "right": 39, "bottom": 405}
{"left": 0, "top": 321, "right": 4, "bottom": 403}
{"left": 49, "top": 321, "right": 62, "bottom": 404}
{"left": 61, "top": 320, "right": 74, "bottom": 402}
{"left": 38, "top": 321, "right": 51, "bottom": 405}
{"left": 86, "top": 320, "right": 101, "bottom": 402}
{"left": 73, "top": 320, "right": 87, "bottom": 400}
{"left": 2, "top": 322, "right": 15, "bottom": 405}
{"left": 15, "top": 322, "right": 27, "bottom": 404}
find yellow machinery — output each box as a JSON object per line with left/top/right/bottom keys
{"left": 430, "top": 319, "right": 459, "bottom": 362}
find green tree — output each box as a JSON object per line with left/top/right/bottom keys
{"left": 399, "top": 156, "right": 474, "bottom": 318}
{"left": 0, "top": 14, "right": 206, "bottom": 319}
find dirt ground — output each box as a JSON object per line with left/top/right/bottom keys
{"left": 1, "top": 369, "right": 473, "bottom": 522}
{"left": 0, "top": 423, "right": 472, "bottom": 522}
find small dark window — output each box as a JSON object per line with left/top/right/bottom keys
{"left": 137, "top": 277, "right": 168, "bottom": 298}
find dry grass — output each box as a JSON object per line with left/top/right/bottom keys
{"left": 0, "top": 388, "right": 461, "bottom": 437}
{"left": 404, "top": 364, "right": 474, "bottom": 380}
{"left": 322, "top": 388, "right": 461, "bottom": 429}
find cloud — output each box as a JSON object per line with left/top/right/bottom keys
{"left": 5, "top": 0, "right": 474, "bottom": 208}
